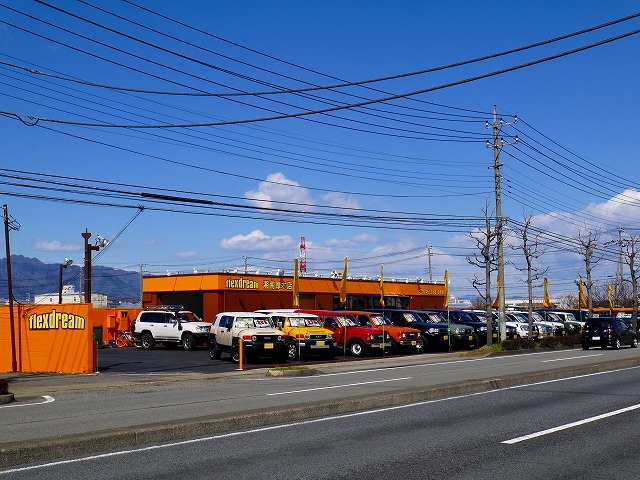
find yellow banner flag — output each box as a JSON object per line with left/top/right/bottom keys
{"left": 340, "top": 257, "right": 348, "bottom": 304}
{"left": 379, "top": 264, "right": 385, "bottom": 307}
{"left": 492, "top": 276, "right": 500, "bottom": 308}
{"left": 578, "top": 279, "right": 587, "bottom": 308}
{"left": 293, "top": 258, "right": 300, "bottom": 308}
{"left": 443, "top": 270, "right": 449, "bottom": 309}
{"left": 608, "top": 284, "right": 613, "bottom": 310}
{"left": 542, "top": 277, "right": 552, "bottom": 308}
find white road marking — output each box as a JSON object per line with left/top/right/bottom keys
{"left": 502, "top": 403, "right": 640, "bottom": 444}
{"left": 0, "top": 395, "right": 54, "bottom": 409}
{"left": 266, "top": 377, "right": 413, "bottom": 395}
{"left": 541, "top": 354, "right": 603, "bottom": 363}
{"left": 3, "top": 365, "right": 638, "bottom": 475}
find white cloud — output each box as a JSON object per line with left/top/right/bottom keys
{"left": 320, "top": 192, "right": 361, "bottom": 210}
{"left": 35, "top": 240, "right": 80, "bottom": 252}
{"left": 177, "top": 251, "right": 197, "bottom": 259}
{"left": 245, "top": 173, "right": 314, "bottom": 211}
{"left": 220, "top": 229, "right": 294, "bottom": 251}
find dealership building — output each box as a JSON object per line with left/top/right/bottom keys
{"left": 142, "top": 271, "right": 447, "bottom": 322}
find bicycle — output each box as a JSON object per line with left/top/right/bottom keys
{"left": 113, "top": 330, "right": 137, "bottom": 347}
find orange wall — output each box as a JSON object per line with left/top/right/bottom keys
{"left": 1, "top": 304, "right": 95, "bottom": 374}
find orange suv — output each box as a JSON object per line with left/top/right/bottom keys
{"left": 347, "top": 311, "right": 423, "bottom": 354}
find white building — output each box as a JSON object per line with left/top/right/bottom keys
{"left": 34, "top": 285, "right": 108, "bottom": 308}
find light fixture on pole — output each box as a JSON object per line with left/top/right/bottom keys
{"left": 58, "top": 258, "right": 73, "bottom": 304}
{"left": 82, "top": 229, "right": 108, "bottom": 304}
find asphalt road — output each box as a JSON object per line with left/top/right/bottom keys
{"left": 3, "top": 362, "right": 640, "bottom": 479}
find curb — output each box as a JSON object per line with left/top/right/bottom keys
{"left": 2, "top": 356, "right": 640, "bottom": 468}
{"left": 0, "top": 394, "right": 14, "bottom": 405}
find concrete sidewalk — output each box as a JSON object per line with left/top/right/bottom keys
{"left": 2, "top": 352, "right": 640, "bottom": 469}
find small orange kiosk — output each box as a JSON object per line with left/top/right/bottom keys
{"left": 142, "top": 272, "right": 447, "bottom": 323}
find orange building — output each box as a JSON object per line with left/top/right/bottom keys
{"left": 143, "top": 272, "right": 447, "bottom": 322}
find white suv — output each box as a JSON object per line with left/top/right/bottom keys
{"left": 209, "top": 312, "right": 287, "bottom": 363}
{"left": 131, "top": 306, "right": 211, "bottom": 351}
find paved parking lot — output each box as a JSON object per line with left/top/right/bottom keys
{"left": 96, "top": 344, "right": 429, "bottom": 374}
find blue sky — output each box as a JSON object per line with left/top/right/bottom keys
{"left": 1, "top": 0, "right": 640, "bottom": 301}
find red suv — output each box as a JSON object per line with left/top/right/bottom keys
{"left": 297, "top": 310, "right": 391, "bottom": 357}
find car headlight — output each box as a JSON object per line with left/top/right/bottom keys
{"left": 277, "top": 335, "right": 283, "bottom": 342}
{"left": 427, "top": 328, "right": 439, "bottom": 334}
{"left": 327, "top": 334, "right": 333, "bottom": 340}
{"left": 251, "top": 335, "right": 257, "bottom": 342}
{"left": 304, "top": 334, "right": 310, "bottom": 340}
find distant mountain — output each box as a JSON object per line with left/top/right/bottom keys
{"left": 0, "top": 255, "right": 140, "bottom": 303}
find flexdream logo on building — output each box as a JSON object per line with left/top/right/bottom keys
{"left": 29, "top": 309, "right": 86, "bottom": 330}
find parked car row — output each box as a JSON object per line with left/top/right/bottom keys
{"left": 130, "top": 306, "right": 637, "bottom": 363}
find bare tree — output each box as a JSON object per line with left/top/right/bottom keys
{"left": 621, "top": 233, "right": 640, "bottom": 333}
{"left": 509, "top": 215, "right": 548, "bottom": 339}
{"left": 574, "top": 227, "right": 604, "bottom": 317}
{"left": 467, "top": 199, "right": 497, "bottom": 345}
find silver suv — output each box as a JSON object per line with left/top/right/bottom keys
{"left": 131, "top": 305, "right": 211, "bottom": 351}
{"left": 209, "top": 312, "right": 287, "bottom": 363}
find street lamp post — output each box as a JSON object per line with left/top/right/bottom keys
{"left": 58, "top": 258, "right": 73, "bottom": 304}
{"left": 82, "top": 229, "right": 108, "bottom": 304}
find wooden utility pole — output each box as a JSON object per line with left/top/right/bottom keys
{"left": 487, "top": 105, "right": 517, "bottom": 341}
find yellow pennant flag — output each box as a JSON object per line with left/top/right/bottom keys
{"left": 578, "top": 279, "right": 587, "bottom": 308}
{"left": 608, "top": 284, "right": 613, "bottom": 310}
{"left": 492, "top": 276, "right": 500, "bottom": 308}
{"left": 542, "top": 277, "right": 552, "bottom": 308}
{"left": 340, "top": 257, "right": 348, "bottom": 304}
{"left": 379, "top": 264, "right": 385, "bottom": 307}
{"left": 293, "top": 258, "right": 300, "bottom": 308}
{"left": 443, "top": 270, "right": 449, "bottom": 309}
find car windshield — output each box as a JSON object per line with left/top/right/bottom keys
{"left": 287, "top": 316, "right": 322, "bottom": 327}
{"left": 176, "top": 312, "right": 202, "bottom": 322}
{"left": 469, "top": 312, "right": 487, "bottom": 322}
{"left": 369, "top": 315, "right": 390, "bottom": 327}
{"left": 235, "top": 317, "right": 273, "bottom": 328}
{"left": 333, "top": 315, "right": 357, "bottom": 327}
{"left": 400, "top": 312, "right": 424, "bottom": 323}
{"left": 418, "top": 312, "right": 444, "bottom": 323}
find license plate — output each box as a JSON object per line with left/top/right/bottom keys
{"left": 592, "top": 336, "right": 600, "bottom": 341}
{"left": 411, "top": 341, "right": 417, "bottom": 345}
{"left": 316, "top": 341, "right": 325, "bottom": 347}
{"left": 443, "top": 335, "right": 448, "bottom": 340}
{"left": 469, "top": 336, "right": 474, "bottom": 341}
{"left": 264, "top": 343, "right": 273, "bottom": 349}
{"left": 492, "top": 333, "right": 498, "bottom": 338}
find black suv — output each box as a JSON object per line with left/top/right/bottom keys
{"left": 424, "top": 309, "right": 497, "bottom": 346}
{"left": 582, "top": 317, "right": 638, "bottom": 350}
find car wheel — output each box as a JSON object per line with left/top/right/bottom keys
{"left": 388, "top": 337, "right": 398, "bottom": 354}
{"left": 140, "top": 333, "right": 154, "bottom": 350}
{"left": 209, "top": 338, "right": 221, "bottom": 359}
{"left": 231, "top": 344, "right": 240, "bottom": 363}
{"left": 348, "top": 339, "right": 366, "bottom": 357}
{"left": 415, "top": 337, "right": 424, "bottom": 352}
{"left": 420, "top": 334, "right": 430, "bottom": 352}
{"left": 182, "top": 333, "right": 196, "bottom": 351}
{"left": 582, "top": 343, "right": 589, "bottom": 350}
{"left": 286, "top": 340, "right": 299, "bottom": 360}
{"left": 632, "top": 337, "right": 638, "bottom": 348}
{"left": 613, "top": 337, "right": 621, "bottom": 350}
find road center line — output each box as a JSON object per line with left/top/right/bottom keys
{"left": 541, "top": 354, "right": 602, "bottom": 363}
{"left": 266, "top": 377, "right": 413, "bottom": 395}
{"left": 502, "top": 402, "right": 640, "bottom": 444}
{"left": 0, "top": 395, "right": 54, "bottom": 409}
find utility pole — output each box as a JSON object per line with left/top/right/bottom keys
{"left": 487, "top": 105, "right": 517, "bottom": 341}
{"left": 427, "top": 244, "right": 433, "bottom": 282}
{"left": 615, "top": 226, "right": 624, "bottom": 306}
{"left": 4, "top": 205, "right": 19, "bottom": 372}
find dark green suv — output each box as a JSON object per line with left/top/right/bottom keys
{"left": 582, "top": 317, "right": 638, "bottom": 350}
